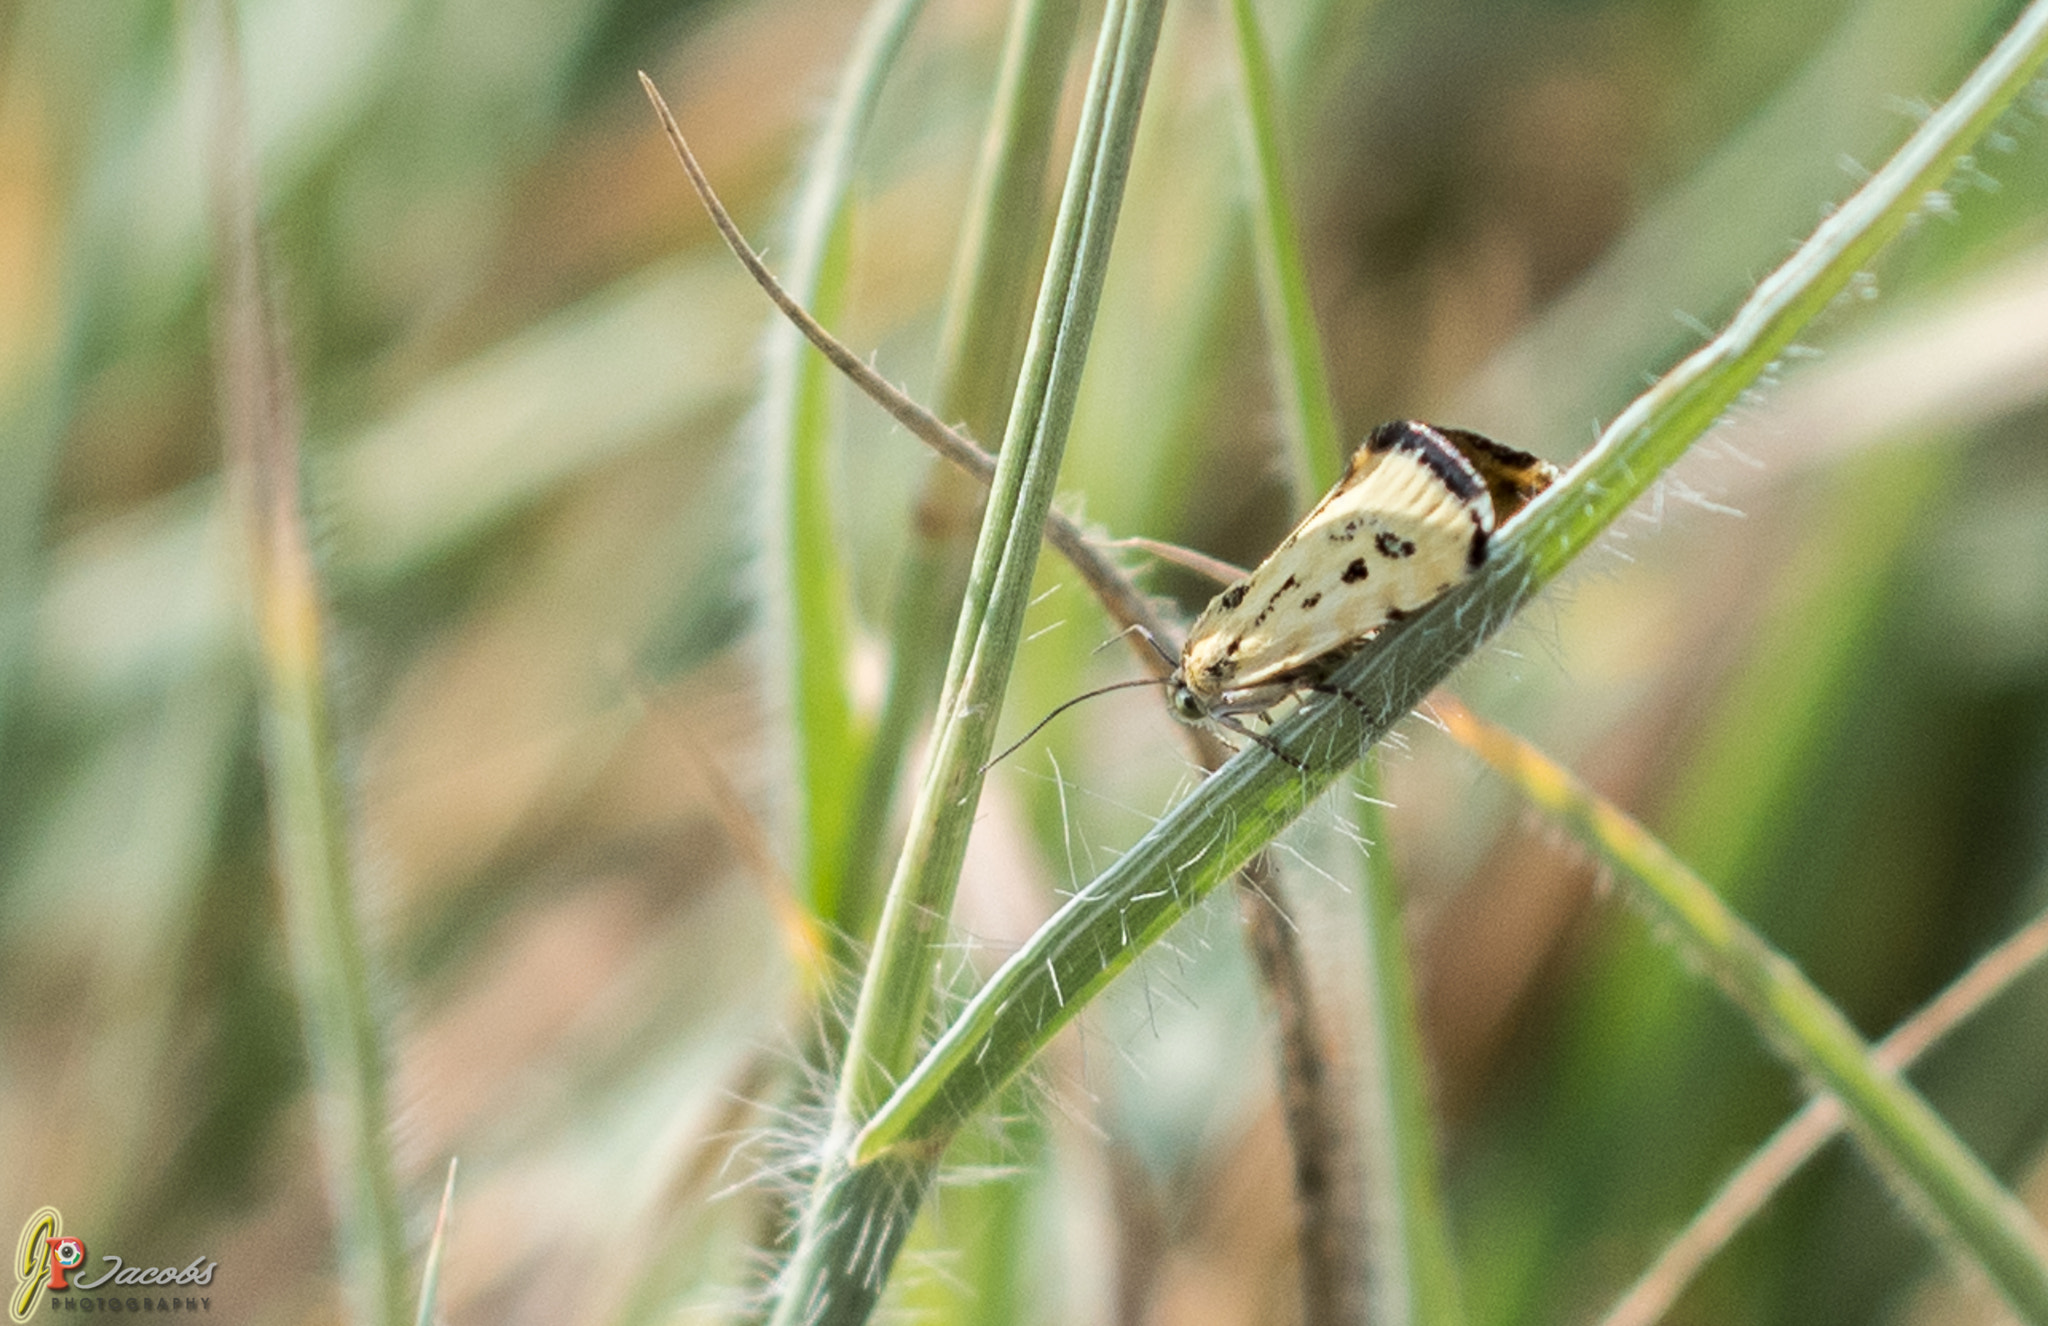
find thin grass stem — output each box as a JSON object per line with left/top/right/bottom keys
{"left": 202, "top": 1, "right": 408, "bottom": 1320}
{"left": 762, "top": 0, "right": 927, "bottom": 934}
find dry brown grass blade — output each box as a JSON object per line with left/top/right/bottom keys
{"left": 639, "top": 72, "right": 1176, "bottom": 682}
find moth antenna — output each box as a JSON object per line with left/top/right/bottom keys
{"left": 1131, "top": 624, "right": 1179, "bottom": 670}
{"left": 1091, "top": 623, "right": 1145, "bottom": 656}
{"left": 1093, "top": 622, "right": 1182, "bottom": 672}
{"left": 979, "top": 677, "right": 1169, "bottom": 776}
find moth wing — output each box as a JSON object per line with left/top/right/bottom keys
{"left": 1237, "top": 446, "right": 1490, "bottom": 682}
{"left": 1181, "top": 426, "right": 1492, "bottom": 700}
{"left": 1439, "top": 428, "right": 1559, "bottom": 525}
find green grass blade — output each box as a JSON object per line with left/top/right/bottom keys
{"left": 202, "top": 3, "right": 407, "bottom": 1321}
{"left": 838, "top": 0, "right": 1082, "bottom": 944}
{"left": 1440, "top": 700, "right": 2048, "bottom": 1322}
{"left": 853, "top": 0, "right": 2048, "bottom": 1166}
{"left": 1348, "top": 759, "right": 1465, "bottom": 1326}
{"left": 930, "top": 0, "right": 1084, "bottom": 442}
{"left": 763, "top": 0, "right": 926, "bottom": 930}
{"left": 834, "top": 0, "right": 1163, "bottom": 1138}
{"left": 1227, "top": 0, "right": 1342, "bottom": 498}
{"left": 767, "top": 5, "right": 1167, "bottom": 1320}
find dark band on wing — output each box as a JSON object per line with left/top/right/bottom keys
{"left": 1363, "top": 420, "right": 1487, "bottom": 505}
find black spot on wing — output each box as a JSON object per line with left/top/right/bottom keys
{"left": 1301, "top": 593, "right": 1322, "bottom": 609}
{"left": 1342, "top": 558, "right": 1369, "bottom": 583}
{"left": 1329, "top": 517, "right": 1362, "bottom": 543}
{"left": 1375, "top": 531, "right": 1415, "bottom": 559}
{"left": 1217, "top": 581, "right": 1247, "bottom": 611}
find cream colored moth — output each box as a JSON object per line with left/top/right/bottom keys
{"left": 1165, "top": 420, "right": 1556, "bottom": 746}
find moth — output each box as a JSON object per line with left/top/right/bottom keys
{"left": 1165, "top": 420, "right": 1556, "bottom": 746}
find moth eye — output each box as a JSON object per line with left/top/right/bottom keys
{"left": 1169, "top": 687, "right": 1205, "bottom": 722}
{"left": 1342, "top": 558, "right": 1369, "bottom": 583}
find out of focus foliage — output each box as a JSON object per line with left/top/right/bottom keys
{"left": 3, "top": 0, "right": 2048, "bottom": 1323}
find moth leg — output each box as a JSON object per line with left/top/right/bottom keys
{"left": 1214, "top": 714, "right": 1307, "bottom": 772}
{"left": 1307, "top": 681, "right": 1385, "bottom": 730}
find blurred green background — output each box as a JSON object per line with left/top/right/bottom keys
{"left": 4, "top": 0, "right": 2048, "bottom": 1322}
